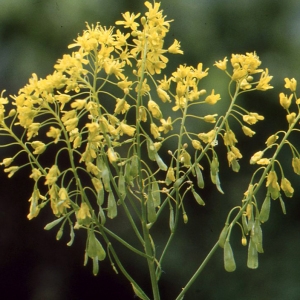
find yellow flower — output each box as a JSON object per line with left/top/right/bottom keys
{"left": 250, "top": 151, "right": 264, "bottom": 164}
{"left": 198, "top": 129, "right": 216, "bottom": 144}
{"left": 4, "top": 166, "right": 19, "bottom": 178}
{"left": 192, "top": 63, "right": 209, "bottom": 80}
{"left": 150, "top": 123, "right": 160, "bottom": 139}
{"left": 203, "top": 114, "right": 218, "bottom": 123}
{"left": 292, "top": 157, "right": 300, "bottom": 175}
{"left": 204, "top": 89, "right": 221, "bottom": 105}
{"left": 114, "top": 98, "right": 130, "bottom": 114}
{"left": 159, "top": 117, "right": 173, "bottom": 134}
{"left": 256, "top": 68, "right": 273, "bottom": 91}
{"left": 107, "top": 148, "right": 118, "bottom": 163}
{"left": 256, "top": 158, "right": 270, "bottom": 165}
{"left": 27, "top": 123, "right": 40, "bottom": 140}
{"left": 166, "top": 167, "right": 175, "bottom": 184}
{"left": 214, "top": 57, "right": 228, "bottom": 71}
{"left": 280, "top": 178, "right": 294, "bottom": 197}
{"left": 279, "top": 92, "right": 293, "bottom": 110}
{"left": 29, "top": 168, "right": 42, "bottom": 181}
{"left": 157, "top": 88, "right": 171, "bottom": 103}
{"left": 284, "top": 78, "right": 297, "bottom": 92}
{"left": 115, "top": 11, "right": 141, "bottom": 30}
{"left": 77, "top": 202, "right": 91, "bottom": 220}
{"left": 31, "top": 141, "right": 46, "bottom": 155}
{"left": 223, "top": 130, "right": 238, "bottom": 146}
{"left": 91, "top": 177, "right": 103, "bottom": 193}
{"left": 45, "top": 165, "right": 60, "bottom": 185}
{"left": 242, "top": 126, "right": 256, "bottom": 137}
{"left": 46, "top": 126, "right": 61, "bottom": 144}
{"left": 1, "top": 157, "right": 14, "bottom": 167}
{"left": 168, "top": 39, "right": 183, "bottom": 54}
{"left": 231, "top": 146, "right": 242, "bottom": 159}
{"left": 120, "top": 122, "right": 136, "bottom": 136}
{"left": 243, "top": 112, "right": 264, "bottom": 125}
{"left": 265, "top": 134, "right": 278, "bottom": 147}
{"left": 148, "top": 100, "right": 162, "bottom": 119}
{"left": 192, "top": 140, "right": 202, "bottom": 150}
{"left": 179, "top": 150, "right": 191, "bottom": 167}
{"left": 286, "top": 112, "right": 296, "bottom": 125}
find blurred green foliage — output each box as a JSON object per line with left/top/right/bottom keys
{"left": 1, "top": 0, "right": 300, "bottom": 299}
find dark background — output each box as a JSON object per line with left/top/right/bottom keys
{"left": 1, "top": 0, "right": 300, "bottom": 299}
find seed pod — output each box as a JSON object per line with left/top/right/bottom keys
{"left": 195, "top": 164, "right": 204, "bottom": 189}
{"left": 118, "top": 173, "right": 126, "bottom": 200}
{"left": 260, "top": 195, "right": 271, "bottom": 223}
{"left": 107, "top": 191, "right": 117, "bottom": 219}
{"left": 98, "top": 206, "right": 106, "bottom": 225}
{"left": 124, "top": 162, "right": 133, "bottom": 185}
{"left": 87, "top": 231, "right": 106, "bottom": 261}
{"left": 169, "top": 207, "right": 175, "bottom": 233}
{"left": 147, "top": 189, "right": 157, "bottom": 223}
{"left": 247, "top": 237, "right": 258, "bottom": 269}
{"left": 191, "top": 188, "right": 205, "bottom": 206}
{"left": 252, "top": 219, "right": 263, "bottom": 253}
{"left": 92, "top": 257, "right": 99, "bottom": 276}
{"left": 279, "top": 196, "right": 286, "bottom": 215}
{"left": 231, "top": 159, "right": 240, "bottom": 172}
{"left": 67, "top": 223, "right": 75, "bottom": 246}
{"left": 155, "top": 152, "right": 167, "bottom": 171}
{"left": 242, "top": 214, "right": 249, "bottom": 235}
{"left": 219, "top": 224, "right": 229, "bottom": 248}
{"left": 174, "top": 177, "right": 184, "bottom": 189}
{"left": 151, "top": 180, "right": 161, "bottom": 207}
{"left": 44, "top": 216, "right": 64, "bottom": 230}
{"left": 224, "top": 240, "right": 236, "bottom": 272}
{"left": 130, "top": 155, "right": 139, "bottom": 177}
{"left": 56, "top": 227, "right": 63, "bottom": 241}
{"left": 146, "top": 138, "right": 156, "bottom": 161}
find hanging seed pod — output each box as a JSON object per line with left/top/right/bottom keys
{"left": 279, "top": 196, "right": 286, "bottom": 214}
{"left": 154, "top": 152, "right": 167, "bottom": 171}
{"left": 130, "top": 155, "right": 139, "bottom": 178}
{"left": 191, "top": 188, "right": 205, "bottom": 206}
{"left": 107, "top": 191, "right": 117, "bottom": 219}
{"left": 67, "top": 223, "right": 75, "bottom": 246}
{"left": 169, "top": 207, "right": 175, "bottom": 233}
{"left": 260, "top": 195, "right": 271, "bottom": 223}
{"left": 219, "top": 224, "right": 229, "bottom": 248}
{"left": 247, "top": 237, "right": 258, "bottom": 269}
{"left": 242, "top": 214, "right": 249, "bottom": 235}
{"left": 87, "top": 230, "right": 106, "bottom": 261}
{"left": 146, "top": 138, "right": 156, "bottom": 161}
{"left": 151, "top": 180, "right": 161, "bottom": 207}
{"left": 98, "top": 206, "right": 106, "bottom": 225}
{"left": 118, "top": 173, "right": 126, "bottom": 200}
{"left": 44, "top": 216, "right": 64, "bottom": 230}
{"left": 224, "top": 240, "right": 236, "bottom": 272}
{"left": 124, "top": 162, "right": 133, "bottom": 185}
{"left": 231, "top": 159, "right": 240, "bottom": 172}
{"left": 195, "top": 164, "right": 204, "bottom": 189}
{"left": 252, "top": 218, "right": 263, "bottom": 253}
{"left": 174, "top": 176, "right": 184, "bottom": 189}
{"left": 56, "top": 227, "right": 64, "bottom": 241}
{"left": 147, "top": 189, "right": 157, "bottom": 223}
{"left": 92, "top": 257, "right": 99, "bottom": 276}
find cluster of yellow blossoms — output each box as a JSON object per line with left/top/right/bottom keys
{"left": 0, "top": 1, "right": 299, "bottom": 283}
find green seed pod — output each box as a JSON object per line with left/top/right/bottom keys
{"left": 260, "top": 195, "right": 271, "bottom": 223}
{"left": 151, "top": 180, "right": 161, "bottom": 207}
{"left": 242, "top": 214, "right": 249, "bottom": 235}
{"left": 174, "top": 177, "right": 184, "bottom": 189}
{"left": 191, "top": 188, "right": 205, "bottom": 206}
{"left": 118, "top": 173, "right": 126, "bottom": 200}
{"left": 231, "top": 159, "right": 240, "bottom": 172}
{"left": 56, "top": 227, "right": 63, "bottom": 241}
{"left": 87, "top": 231, "right": 106, "bottom": 261}
{"left": 146, "top": 138, "right": 156, "bottom": 161}
{"left": 67, "top": 224, "right": 75, "bottom": 247}
{"left": 210, "top": 156, "right": 219, "bottom": 176}
{"left": 130, "top": 155, "right": 139, "bottom": 177}
{"left": 155, "top": 152, "right": 167, "bottom": 171}
{"left": 224, "top": 240, "right": 236, "bottom": 272}
{"left": 252, "top": 219, "right": 263, "bottom": 253}
{"left": 147, "top": 189, "right": 157, "bottom": 223}
{"left": 195, "top": 164, "right": 204, "bottom": 189}
{"left": 279, "top": 196, "right": 286, "bottom": 214}
{"left": 107, "top": 191, "right": 117, "bottom": 219}
{"left": 124, "top": 162, "right": 133, "bottom": 185}
{"left": 98, "top": 206, "right": 106, "bottom": 225}
{"left": 44, "top": 216, "right": 64, "bottom": 230}
{"left": 219, "top": 224, "right": 229, "bottom": 248}
{"left": 247, "top": 237, "right": 258, "bottom": 269}
{"left": 169, "top": 207, "right": 175, "bottom": 233}
{"left": 92, "top": 257, "right": 99, "bottom": 276}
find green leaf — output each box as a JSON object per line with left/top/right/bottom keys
{"left": 224, "top": 240, "right": 236, "bottom": 272}
{"left": 44, "top": 216, "right": 65, "bottom": 230}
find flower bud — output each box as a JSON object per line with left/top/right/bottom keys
{"left": 250, "top": 151, "right": 264, "bottom": 164}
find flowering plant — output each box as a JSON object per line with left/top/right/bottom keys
{"left": 0, "top": 1, "right": 299, "bottom": 299}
